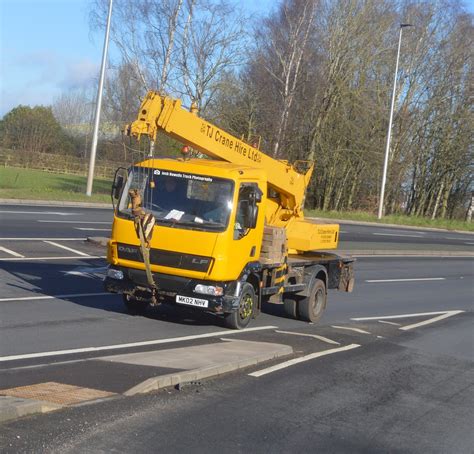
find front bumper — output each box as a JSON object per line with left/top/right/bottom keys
{"left": 104, "top": 266, "right": 238, "bottom": 314}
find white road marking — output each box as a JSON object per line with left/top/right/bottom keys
{"left": 248, "top": 344, "right": 361, "bottom": 377}
{"left": 275, "top": 330, "right": 340, "bottom": 345}
{"left": 38, "top": 220, "right": 110, "bottom": 224}
{"left": 352, "top": 310, "right": 464, "bottom": 321}
{"left": 64, "top": 271, "right": 102, "bottom": 279}
{"left": 445, "top": 236, "right": 471, "bottom": 240}
{"left": 465, "top": 242, "right": 474, "bottom": 245}
{"left": 331, "top": 325, "right": 371, "bottom": 334}
{"left": 351, "top": 310, "right": 465, "bottom": 331}
{"left": 0, "top": 237, "right": 85, "bottom": 241}
{"left": 400, "top": 310, "right": 465, "bottom": 331}
{"left": 75, "top": 228, "right": 111, "bottom": 231}
{"left": 0, "top": 255, "right": 105, "bottom": 261}
{"left": 0, "top": 210, "right": 78, "bottom": 216}
{"left": 373, "top": 232, "right": 425, "bottom": 238}
{"left": 0, "top": 246, "right": 24, "bottom": 258}
{"left": 0, "top": 292, "right": 111, "bottom": 302}
{"left": 366, "top": 277, "right": 445, "bottom": 283}
{"left": 43, "top": 241, "right": 90, "bottom": 257}
{"left": 0, "top": 326, "right": 279, "bottom": 362}
{"left": 377, "top": 320, "right": 401, "bottom": 326}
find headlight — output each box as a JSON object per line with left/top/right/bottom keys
{"left": 107, "top": 268, "right": 124, "bottom": 280}
{"left": 194, "top": 284, "right": 224, "bottom": 296}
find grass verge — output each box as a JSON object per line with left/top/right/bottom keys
{"left": 0, "top": 167, "right": 111, "bottom": 203}
{"left": 305, "top": 209, "right": 473, "bottom": 232}
{"left": 1, "top": 167, "right": 471, "bottom": 231}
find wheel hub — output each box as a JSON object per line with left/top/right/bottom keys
{"left": 240, "top": 294, "right": 253, "bottom": 319}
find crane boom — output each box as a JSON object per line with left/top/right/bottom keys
{"left": 127, "top": 91, "right": 313, "bottom": 216}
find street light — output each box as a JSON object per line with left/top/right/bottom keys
{"left": 378, "top": 23, "right": 413, "bottom": 219}
{"left": 86, "top": 0, "right": 113, "bottom": 196}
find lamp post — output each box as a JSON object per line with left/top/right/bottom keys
{"left": 86, "top": 0, "right": 113, "bottom": 196}
{"left": 378, "top": 23, "right": 413, "bottom": 219}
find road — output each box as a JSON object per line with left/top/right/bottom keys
{"left": 0, "top": 204, "right": 473, "bottom": 452}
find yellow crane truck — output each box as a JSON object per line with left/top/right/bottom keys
{"left": 104, "top": 92, "right": 355, "bottom": 329}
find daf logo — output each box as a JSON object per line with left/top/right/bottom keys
{"left": 118, "top": 246, "right": 138, "bottom": 254}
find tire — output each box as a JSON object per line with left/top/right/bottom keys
{"left": 298, "top": 278, "right": 326, "bottom": 323}
{"left": 283, "top": 297, "right": 298, "bottom": 319}
{"left": 224, "top": 283, "right": 255, "bottom": 330}
{"left": 123, "top": 294, "right": 148, "bottom": 315}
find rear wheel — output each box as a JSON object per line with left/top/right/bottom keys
{"left": 224, "top": 283, "right": 255, "bottom": 330}
{"left": 298, "top": 278, "right": 326, "bottom": 323}
{"left": 283, "top": 297, "right": 298, "bottom": 319}
{"left": 123, "top": 294, "right": 148, "bottom": 315}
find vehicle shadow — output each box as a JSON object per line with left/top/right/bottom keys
{"left": 1, "top": 260, "right": 288, "bottom": 328}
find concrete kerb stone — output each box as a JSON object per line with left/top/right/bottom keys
{"left": 0, "top": 396, "right": 63, "bottom": 423}
{"left": 341, "top": 250, "right": 474, "bottom": 257}
{"left": 307, "top": 216, "right": 474, "bottom": 235}
{"left": 124, "top": 343, "right": 293, "bottom": 396}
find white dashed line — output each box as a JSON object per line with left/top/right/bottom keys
{"left": 0, "top": 246, "right": 24, "bottom": 258}
{"left": 331, "top": 325, "right": 371, "bottom": 334}
{"left": 377, "top": 320, "right": 401, "bottom": 326}
{"left": 43, "top": 241, "right": 91, "bottom": 257}
{"left": 0, "top": 326, "right": 279, "bottom": 362}
{"left": 366, "top": 277, "right": 445, "bottom": 283}
{"left": 248, "top": 344, "right": 361, "bottom": 377}
{"left": 275, "top": 330, "right": 340, "bottom": 345}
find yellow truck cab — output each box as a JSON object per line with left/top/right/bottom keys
{"left": 104, "top": 92, "right": 354, "bottom": 329}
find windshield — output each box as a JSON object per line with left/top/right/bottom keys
{"left": 118, "top": 167, "right": 234, "bottom": 232}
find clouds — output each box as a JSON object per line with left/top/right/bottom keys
{"left": 1, "top": 50, "right": 99, "bottom": 115}
{"left": 60, "top": 59, "right": 99, "bottom": 90}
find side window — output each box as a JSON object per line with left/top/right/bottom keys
{"left": 234, "top": 183, "right": 260, "bottom": 240}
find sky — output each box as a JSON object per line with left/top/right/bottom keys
{"left": 0, "top": 0, "right": 274, "bottom": 116}
{"left": 1, "top": 0, "right": 473, "bottom": 117}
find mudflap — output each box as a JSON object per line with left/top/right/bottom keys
{"left": 338, "top": 262, "right": 355, "bottom": 292}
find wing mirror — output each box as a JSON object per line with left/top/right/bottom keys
{"left": 111, "top": 167, "right": 127, "bottom": 208}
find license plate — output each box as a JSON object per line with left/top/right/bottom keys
{"left": 176, "top": 295, "right": 209, "bottom": 308}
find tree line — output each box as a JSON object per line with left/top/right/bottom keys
{"left": 1, "top": 0, "right": 472, "bottom": 219}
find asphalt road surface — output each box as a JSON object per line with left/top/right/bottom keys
{"left": 0, "top": 204, "right": 473, "bottom": 453}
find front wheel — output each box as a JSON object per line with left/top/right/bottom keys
{"left": 224, "top": 283, "right": 255, "bottom": 330}
{"left": 298, "top": 278, "right": 326, "bottom": 323}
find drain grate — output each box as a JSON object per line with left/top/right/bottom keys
{"left": 0, "top": 381, "right": 116, "bottom": 405}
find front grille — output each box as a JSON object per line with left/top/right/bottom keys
{"left": 117, "top": 243, "right": 211, "bottom": 272}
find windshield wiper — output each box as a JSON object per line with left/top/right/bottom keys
{"left": 155, "top": 218, "right": 224, "bottom": 231}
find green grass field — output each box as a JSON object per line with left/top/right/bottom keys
{"left": 305, "top": 208, "right": 473, "bottom": 232}
{"left": 0, "top": 167, "right": 111, "bottom": 203}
